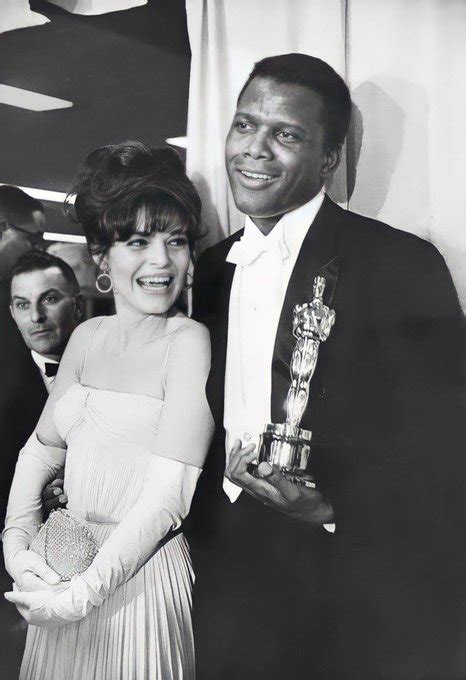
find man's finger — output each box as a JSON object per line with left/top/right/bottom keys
{"left": 227, "top": 443, "right": 256, "bottom": 478}
{"left": 257, "top": 462, "right": 302, "bottom": 501}
{"left": 43, "top": 486, "right": 63, "bottom": 500}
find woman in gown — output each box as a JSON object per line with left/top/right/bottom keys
{"left": 3, "top": 141, "right": 214, "bottom": 679}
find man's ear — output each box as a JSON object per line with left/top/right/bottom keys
{"left": 320, "top": 146, "right": 342, "bottom": 180}
{"left": 74, "top": 294, "right": 85, "bottom": 322}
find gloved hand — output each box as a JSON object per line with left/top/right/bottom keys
{"left": 5, "top": 581, "right": 83, "bottom": 629}
{"left": 6, "top": 456, "right": 200, "bottom": 626}
{"left": 7, "top": 548, "right": 61, "bottom": 592}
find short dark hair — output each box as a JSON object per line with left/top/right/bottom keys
{"left": 68, "top": 141, "right": 203, "bottom": 257}
{"left": 9, "top": 249, "right": 80, "bottom": 297}
{"left": 237, "top": 53, "right": 352, "bottom": 151}
{"left": 0, "top": 185, "right": 44, "bottom": 231}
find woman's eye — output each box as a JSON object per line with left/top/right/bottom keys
{"left": 127, "top": 238, "right": 148, "bottom": 247}
{"left": 168, "top": 236, "right": 188, "bottom": 247}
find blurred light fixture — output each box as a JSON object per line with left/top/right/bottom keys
{"left": 0, "top": 184, "right": 74, "bottom": 204}
{"left": 0, "top": 85, "right": 73, "bottom": 111}
{"left": 165, "top": 136, "right": 187, "bottom": 149}
{"left": 44, "top": 232, "right": 86, "bottom": 243}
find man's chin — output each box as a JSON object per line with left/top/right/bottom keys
{"left": 231, "top": 194, "right": 280, "bottom": 220}
{"left": 28, "top": 339, "right": 60, "bottom": 357}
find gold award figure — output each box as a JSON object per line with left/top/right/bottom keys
{"left": 254, "top": 275, "right": 336, "bottom": 487}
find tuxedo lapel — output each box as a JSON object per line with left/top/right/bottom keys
{"left": 271, "top": 196, "right": 340, "bottom": 422}
{"left": 206, "top": 231, "right": 242, "bottom": 426}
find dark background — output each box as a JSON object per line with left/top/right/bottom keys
{"left": 0, "top": 0, "right": 191, "bottom": 234}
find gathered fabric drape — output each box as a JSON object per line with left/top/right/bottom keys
{"left": 186, "top": 0, "right": 466, "bottom": 310}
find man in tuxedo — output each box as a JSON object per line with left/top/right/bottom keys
{"left": 9, "top": 249, "right": 83, "bottom": 393}
{"left": 2, "top": 249, "right": 83, "bottom": 521}
{"left": 191, "top": 54, "right": 465, "bottom": 679}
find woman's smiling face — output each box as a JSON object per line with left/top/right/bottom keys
{"left": 104, "top": 206, "right": 191, "bottom": 317}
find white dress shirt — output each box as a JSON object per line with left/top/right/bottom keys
{"left": 31, "top": 350, "right": 58, "bottom": 393}
{"left": 224, "top": 190, "right": 325, "bottom": 503}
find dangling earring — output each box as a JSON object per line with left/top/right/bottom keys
{"left": 95, "top": 262, "right": 113, "bottom": 294}
{"left": 182, "top": 272, "right": 193, "bottom": 291}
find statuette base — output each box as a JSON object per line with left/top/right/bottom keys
{"left": 249, "top": 423, "right": 316, "bottom": 488}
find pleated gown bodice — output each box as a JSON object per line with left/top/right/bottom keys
{"left": 55, "top": 383, "right": 164, "bottom": 540}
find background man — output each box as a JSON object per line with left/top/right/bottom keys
{"left": 0, "top": 185, "right": 45, "bottom": 283}
{"left": 0, "top": 188, "right": 47, "bottom": 525}
{"left": 191, "top": 54, "right": 465, "bottom": 679}
{"left": 2, "top": 249, "right": 83, "bottom": 522}
{"left": 0, "top": 196, "right": 81, "bottom": 674}
{"left": 9, "top": 249, "right": 84, "bottom": 394}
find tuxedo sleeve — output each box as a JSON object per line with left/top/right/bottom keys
{"left": 370, "top": 239, "right": 466, "bottom": 632}
{"left": 375, "top": 239, "right": 464, "bottom": 531}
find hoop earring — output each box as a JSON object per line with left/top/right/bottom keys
{"left": 95, "top": 265, "right": 113, "bottom": 294}
{"left": 183, "top": 272, "right": 193, "bottom": 291}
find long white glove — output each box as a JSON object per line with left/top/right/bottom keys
{"left": 5, "top": 455, "right": 201, "bottom": 627}
{"left": 3, "top": 432, "right": 66, "bottom": 590}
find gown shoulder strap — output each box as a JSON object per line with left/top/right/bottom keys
{"left": 161, "top": 323, "right": 191, "bottom": 392}
{"left": 80, "top": 316, "right": 106, "bottom": 379}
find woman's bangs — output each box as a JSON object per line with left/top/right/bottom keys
{"left": 133, "top": 196, "right": 189, "bottom": 238}
{"left": 104, "top": 192, "right": 189, "bottom": 244}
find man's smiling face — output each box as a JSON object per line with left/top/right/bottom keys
{"left": 225, "top": 76, "right": 333, "bottom": 233}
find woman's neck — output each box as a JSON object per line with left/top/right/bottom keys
{"left": 111, "top": 297, "right": 170, "bottom": 353}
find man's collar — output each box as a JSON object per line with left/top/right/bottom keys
{"left": 31, "top": 350, "right": 59, "bottom": 374}
{"left": 243, "top": 189, "right": 326, "bottom": 257}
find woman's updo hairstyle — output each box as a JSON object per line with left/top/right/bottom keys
{"left": 67, "top": 141, "right": 202, "bottom": 257}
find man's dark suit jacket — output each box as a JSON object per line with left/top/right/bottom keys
{"left": 0, "top": 282, "right": 48, "bottom": 525}
{"left": 189, "top": 196, "right": 466, "bottom": 680}
{"left": 0, "top": 283, "right": 49, "bottom": 680}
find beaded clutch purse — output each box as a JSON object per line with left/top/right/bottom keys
{"left": 30, "top": 509, "right": 99, "bottom": 581}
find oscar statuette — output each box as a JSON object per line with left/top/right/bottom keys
{"left": 253, "top": 275, "right": 336, "bottom": 487}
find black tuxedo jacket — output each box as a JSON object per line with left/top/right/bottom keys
{"left": 0, "top": 283, "right": 48, "bottom": 524}
{"left": 190, "top": 197, "right": 466, "bottom": 679}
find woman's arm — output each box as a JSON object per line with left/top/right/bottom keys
{"left": 2, "top": 320, "right": 94, "bottom": 591}
{"left": 6, "top": 322, "right": 214, "bottom": 626}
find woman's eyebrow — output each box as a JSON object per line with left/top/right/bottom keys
{"left": 166, "top": 226, "right": 188, "bottom": 235}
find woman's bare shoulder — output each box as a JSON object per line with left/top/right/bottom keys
{"left": 171, "top": 316, "right": 210, "bottom": 344}
{"left": 63, "top": 316, "right": 110, "bottom": 358}
{"left": 164, "top": 317, "right": 210, "bottom": 367}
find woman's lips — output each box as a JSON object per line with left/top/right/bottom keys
{"left": 136, "top": 275, "right": 174, "bottom": 293}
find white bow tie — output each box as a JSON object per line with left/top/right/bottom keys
{"left": 227, "top": 235, "right": 290, "bottom": 267}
